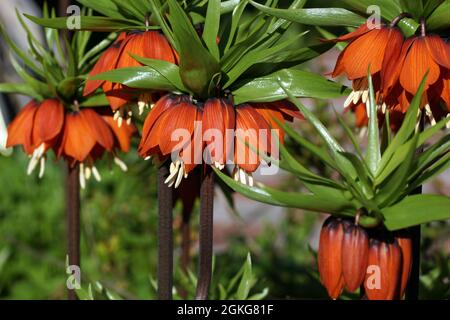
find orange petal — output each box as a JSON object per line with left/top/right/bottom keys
{"left": 400, "top": 37, "right": 441, "bottom": 94}
{"left": 158, "top": 99, "right": 198, "bottom": 155}
{"left": 79, "top": 109, "right": 114, "bottom": 151}
{"left": 381, "top": 28, "right": 405, "bottom": 93}
{"left": 83, "top": 37, "right": 124, "bottom": 96}
{"left": 62, "top": 112, "right": 97, "bottom": 162}
{"left": 330, "top": 23, "right": 371, "bottom": 42}
{"left": 6, "top": 100, "right": 38, "bottom": 154}
{"left": 340, "top": 28, "right": 390, "bottom": 80}
{"left": 103, "top": 115, "right": 135, "bottom": 152}
{"left": 235, "top": 104, "right": 271, "bottom": 172}
{"left": 425, "top": 34, "right": 450, "bottom": 69}
{"left": 34, "top": 99, "right": 64, "bottom": 143}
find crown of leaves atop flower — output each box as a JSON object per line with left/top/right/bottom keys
{"left": 218, "top": 72, "right": 450, "bottom": 232}
{"left": 0, "top": 5, "right": 135, "bottom": 185}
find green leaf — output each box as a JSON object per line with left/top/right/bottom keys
{"left": 76, "top": 0, "right": 125, "bottom": 19}
{"left": 383, "top": 195, "right": 450, "bottom": 231}
{"left": 423, "top": 0, "right": 445, "bottom": 17}
{"left": 0, "top": 83, "right": 42, "bottom": 100}
{"left": 376, "top": 74, "right": 427, "bottom": 177}
{"left": 376, "top": 133, "right": 419, "bottom": 207}
{"left": 214, "top": 168, "right": 355, "bottom": 215}
{"left": 426, "top": 0, "right": 450, "bottom": 30}
{"left": 25, "top": 14, "right": 140, "bottom": 32}
{"left": 90, "top": 66, "right": 179, "bottom": 91}
{"left": 129, "top": 54, "right": 187, "bottom": 92}
{"left": 236, "top": 253, "right": 254, "bottom": 300}
{"left": 80, "top": 93, "right": 109, "bottom": 107}
{"left": 223, "top": 0, "right": 248, "bottom": 53}
{"left": 220, "top": 0, "right": 242, "bottom": 14}
{"left": 232, "top": 69, "right": 348, "bottom": 104}
{"left": 365, "top": 71, "right": 381, "bottom": 175}
{"left": 224, "top": 32, "right": 308, "bottom": 87}
{"left": 0, "top": 22, "right": 45, "bottom": 78}
{"left": 341, "top": 0, "right": 419, "bottom": 36}
{"left": 250, "top": 1, "right": 366, "bottom": 27}
{"left": 202, "top": 0, "right": 220, "bottom": 60}
{"left": 399, "top": 0, "right": 423, "bottom": 18}
{"left": 166, "top": 0, "right": 220, "bottom": 98}
{"left": 111, "top": 0, "right": 146, "bottom": 21}
{"left": 280, "top": 84, "right": 344, "bottom": 153}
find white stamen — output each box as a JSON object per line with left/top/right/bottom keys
{"left": 144, "top": 156, "right": 151, "bottom": 161}
{"left": 92, "top": 166, "right": 102, "bottom": 182}
{"left": 126, "top": 117, "right": 132, "bottom": 125}
{"left": 239, "top": 168, "right": 247, "bottom": 185}
{"left": 138, "top": 102, "right": 146, "bottom": 115}
{"left": 361, "top": 90, "right": 369, "bottom": 104}
{"left": 85, "top": 167, "right": 92, "bottom": 180}
{"left": 247, "top": 173, "right": 254, "bottom": 187}
{"left": 381, "top": 103, "right": 387, "bottom": 114}
{"left": 425, "top": 104, "right": 436, "bottom": 126}
{"left": 118, "top": 116, "right": 123, "bottom": 128}
{"left": 352, "top": 90, "right": 362, "bottom": 104}
{"left": 150, "top": 103, "right": 155, "bottom": 109}
{"left": 359, "top": 127, "right": 367, "bottom": 139}
{"left": 114, "top": 157, "right": 128, "bottom": 172}
{"left": 38, "top": 157, "right": 45, "bottom": 179}
{"left": 344, "top": 91, "right": 354, "bottom": 108}
{"left": 233, "top": 167, "right": 239, "bottom": 182}
{"left": 165, "top": 160, "right": 180, "bottom": 184}
{"left": 79, "top": 163, "right": 86, "bottom": 189}
{"left": 174, "top": 163, "right": 185, "bottom": 188}
{"left": 113, "top": 110, "right": 120, "bottom": 121}
{"left": 27, "top": 143, "right": 45, "bottom": 175}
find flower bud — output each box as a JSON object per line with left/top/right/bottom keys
{"left": 318, "top": 216, "right": 345, "bottom": 299}
{"left": 341, "top": 223, "right": 369, "bottom": 292}
{"left": 364, "top": 238, "right": 401, "bottom": 300}
{"left": 396, "top": 235, "right": 412, "bottom": 299}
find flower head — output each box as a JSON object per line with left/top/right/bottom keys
{"left": 331, "top": 20, "right": 450, "bottom": 129}
{"left": 138, "top": 94, "right": 301, "bottom": 188}
{"left": 84, "top": 31, "right": 178, "bottom": 121}
{"left": 7, "top": 99, "right": 134, "bottom": 185}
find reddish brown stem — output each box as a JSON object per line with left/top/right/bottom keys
{"left": 195, "top": 167, "right": 215, "bottom": 300}
{"left": 158, "top": 165, "right": 173, "bottom": 300}
{"left": 66, "top": 163, "right": 80, "bottom": 300}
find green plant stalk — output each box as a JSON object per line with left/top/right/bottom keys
{"left": 66, "top": 163, "right": 80, "bottom": 300}
{"left": 195, "top": 166, "right": 215, "bottom": 300}
{"left": 158, "top": 164, "right": 174, "bottom": 300}
{"left": 405, "top": 114, "right": 425, "bottom": 300}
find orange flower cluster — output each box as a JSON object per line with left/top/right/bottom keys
{"left": 138, "top": 94, "right": 302, "bottom": 188}
{"left": 331, "top": 22, "right": 450, "bottom": 130}
{"left": 7, "top": 99, "right": 134, "bottom": 187}
{"left": 318, "top": 216, "right": 412, "bottom": 300}
{"left": 84, "top": 31, "right": 178, "bottom": 123}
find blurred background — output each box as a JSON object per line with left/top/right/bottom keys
{"left": 0, "top": 0, "right": 449, "bottom": 299}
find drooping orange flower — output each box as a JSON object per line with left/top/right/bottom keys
{"left": 7, "top": 99, "right": 64, "bottom": 177}
{"left": 331, "top": 21, "right": 450, "bottom": 129}
{"left": 84, "top": 31, "right": 178, "bottom": 120}
{"left": 138, "top": 94, "right": 301, "bottom": 188}
{"left": 6, "top": 99, "right": 134, "bottom": 186}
